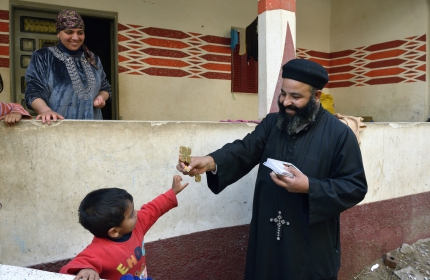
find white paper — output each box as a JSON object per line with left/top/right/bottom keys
{"left": 263, "top": 158, "right": 299, "bottom": 178}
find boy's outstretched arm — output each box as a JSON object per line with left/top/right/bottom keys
{"left": 172, "top": 175, "right": 189, "bottom": 195}
{"left": 74, "top": 268, "right": 100, "bottom": 280}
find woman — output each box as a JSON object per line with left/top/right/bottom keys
{"left": 25, "top": 9, "right": 111, "bottom": 125}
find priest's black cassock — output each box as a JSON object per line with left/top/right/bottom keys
{"left": 206, "top": 106, "right": 367, "bottom": 280}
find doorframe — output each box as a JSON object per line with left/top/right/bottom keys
{"left": 9, "top": 0, "right": 119, "bottom": 120}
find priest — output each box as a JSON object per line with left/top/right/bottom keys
{"left": 177, "top": 58, "right": 368, "bottom": 280}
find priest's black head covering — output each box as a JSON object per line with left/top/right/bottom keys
{"left": 282, "top": 59, "right": 329, "bottom": 89}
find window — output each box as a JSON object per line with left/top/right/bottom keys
{"left": 231, "top": 40, "right": 258, "bottom": 93}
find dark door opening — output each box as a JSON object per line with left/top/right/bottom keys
{"left": 81, "top": 16, "right": 113, "bottom": 120}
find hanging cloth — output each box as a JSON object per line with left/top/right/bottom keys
{"left": 246, "top": 17, "right": 258, "bottom": 61}
{"left": 230, "top": 28, "right": 239, "bottom": 50}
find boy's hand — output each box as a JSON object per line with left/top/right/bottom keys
{"left": 172, "top": 175, "right": 189, "bottom": 195}
{"left": 74, "top": 268, "right": 100, "bottom": 280}
{"left": 0, "top": 112, "right": 22, "bottom": 126}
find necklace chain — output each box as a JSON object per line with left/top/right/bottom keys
{"left": 270, "top": 111, "right": 323, "bottom": 241}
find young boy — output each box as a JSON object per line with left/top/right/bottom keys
{"left": 60, "top": 175, "right": 189, "bottom": 280}
{"left": 0, "top": 102, "right": 32, "bottom": 126}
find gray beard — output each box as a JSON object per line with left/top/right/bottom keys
{"left": 276, "top": 95, "right": 319, "bottom": 135}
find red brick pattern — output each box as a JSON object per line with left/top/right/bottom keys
{"left": 0, "top": 10, "right": 9, "bottom": 68}
{"left": 118, "top": 24, "right": 231, "bottom": 80}
{"left": 297, "top": 35, "right": 426, "bottom": 88}
{"left": 258, "top": 0, "right": 296, "bottom": 14}
{"left": 0, "top": 10, "right": 9, "bottom": 20}
{"left": 0, "top": 6, "right": 426, "bottom": 87}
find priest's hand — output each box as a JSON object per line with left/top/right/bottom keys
{"left": 176, "top": 155, "right": 216, "bottom": 177}
{"left": 270, "top": 165, "right": 309, "bottom": 193}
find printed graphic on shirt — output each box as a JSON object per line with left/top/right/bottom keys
{"left": 116, "top": 241, "right": 148, "bottom": 279}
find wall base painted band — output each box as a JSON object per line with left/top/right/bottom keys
{"left": 29, "top": 190, "right": 430, "bottom": 279}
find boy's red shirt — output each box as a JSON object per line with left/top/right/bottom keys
{"left": 60, "top": 189, "right": 177, "bottom": 280}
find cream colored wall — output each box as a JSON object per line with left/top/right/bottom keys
{"left": 329, "top": 0, "right": 429, "bottom": 121}
{"left": 296, "top": 0, "right": 331, "bottom": 53}
{"left": 119, "top": 75, "right": 258, "bottom": 121}
{"left": 19, "top": 0, "right": 256, "bottom": 37}
{"left": 12, "top": 0, "right": 258, "bottom": 121}
{"left": 330, "top": 0, "right": 426, "bottom": 51}
{"left": 359, "top": 122, "right": 430, "bottom": 204}
{"left": 333, "top": 82, "right": 427, "bottom": 122}
{"left": 0, "top": 68, "right": 11, "bottom": 103}
{"left": 0, "top": 120, "right": 257, "bottom": 266}
{"left": 1, "top": 120, "right": 430, "bottom": 266}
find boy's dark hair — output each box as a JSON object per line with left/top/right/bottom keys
{"left": 78, "top": 188, "right": 133, "bottom": 238}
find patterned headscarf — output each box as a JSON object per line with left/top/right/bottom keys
{"left": 55, "top": 10, "right": 97, "bottom": 69}
{"left": 55, "top": 10, "right": 85, "bottom": 33}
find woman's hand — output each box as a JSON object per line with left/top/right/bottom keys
{"left": 31, "top": 98, "right": 64, "bottom": 125}
{"left": 93, "top": 95, "right": 106, "bottom": 109}
{"left": 36, "top": 111, "right": 65, "bottom": 125}
{"left": 93, "top": 91, "right": 109, "bottom": 109}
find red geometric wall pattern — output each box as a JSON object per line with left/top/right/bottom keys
{"left": 0, "top": 10, "right": 9, "bottom": 68}
{"left": 0, "top": 7, "right": 426, "bottom": 90}
{"left": 118, "top": 23, "right": 232, "bottom": 80}
{"left": 297, "top": 35, "right": 426, "bottom": 88}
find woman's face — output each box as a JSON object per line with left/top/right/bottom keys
{"left": 57, "top": 28, "right": 85, "bottom": 51}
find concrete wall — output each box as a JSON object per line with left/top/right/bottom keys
{"left": 0, "top": 120, "right": 257, "bottom": 266}
{"left": 1, "top": 120, "right": 429, "bottom": 279}
{"left": 329, "top": 0, "right": 429, "bottom": 121}
{"left": 296, "top": 0, "right": 331, "bottom": 53}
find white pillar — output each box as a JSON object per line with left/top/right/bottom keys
{"left": 258, "top": 0, "right": 297, "bottom": 119}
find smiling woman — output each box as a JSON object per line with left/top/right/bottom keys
{"left": 24, "top": 9, "right": 112, "bottom": 125}
{"left": 57, "top": 28, "right": 85, "bottom": 51}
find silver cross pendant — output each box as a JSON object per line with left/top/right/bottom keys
{"left": 270, "top": 211, "right": 290, "bottom": 241}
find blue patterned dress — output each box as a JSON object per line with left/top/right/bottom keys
{"left": 25, "top": 42, "right": 111, "bottom": 120}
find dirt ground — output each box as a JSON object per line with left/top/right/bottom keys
{"left": 351, "top": 238, "right": 430, "bottom": 280}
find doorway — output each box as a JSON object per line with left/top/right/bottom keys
{"left": 10, "top": 2, "right": 119, "bottom": 120}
